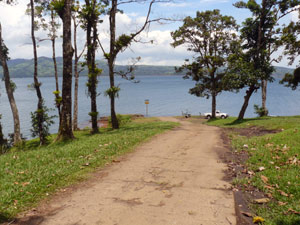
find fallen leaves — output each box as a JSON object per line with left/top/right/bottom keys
{"left": 241, "top": 211, "right": 253, "bottom": 217}
{"left": 261, "top": 175, "right": 269, "bottom": 184}
{"left": 284, "top": 208, "right": 300, "bottom": 215}
{"left": 278, "top": 201, "right": 287, "bottom": 206}
{"left": 278, "top": 190, "right": 289, "bottom": 197}
{"left": 254, "top": 198, "right": 270, "bottom": 204}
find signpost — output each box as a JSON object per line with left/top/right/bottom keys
{"left": 145, "top": 99, "right": 149, "bottom": 117}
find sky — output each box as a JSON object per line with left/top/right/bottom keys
{"left": 0, "top": 0, "right": 298, "bottom": 67}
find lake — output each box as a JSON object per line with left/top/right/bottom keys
{"left": 1, "top": 75, "right": 300, "bottom": 138}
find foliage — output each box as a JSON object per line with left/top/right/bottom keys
{"left": 50, "top": 0, "right": 65, "bottom": 19}
{"left": 254, "top": 104, "right": 269, "bottom": 117}
{"left": 105, "top": 86, "right": 120, "bottom": 98}
{"left": 78, "top": 0, "right": 106, "bottom": 30}
{"left": 171, "top": 10, "right": 238, "bottom": 97}
{"left": 0, "top": 119, "right": 177, "bottom": 221}
{"left": 280, "top": 67, "right": 300, "bottom": 90}
{"left": 171, "top": 10, "right": 238, "bottom": 117}
{"left": 207, "top": 116, "right": 300, "bottom": 224}
{"left": 30, "top": 100, "right": 56, "bottom": 142}
{"left": 281, "top": 8, "right": 300, "bottom": 66}
{"left": 0, "top": 115, "right": 8, "bottom": 154}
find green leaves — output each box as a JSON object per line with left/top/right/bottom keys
{"left": 105, "top": 86, "right": 121, "bottom": 98}
{"left": 171, "top": 10, "right": 239, "bottom": 99}
{"left": 280, "top": 68, "right": 300, "bottom": 90}
{"left": 50, "top": 0, "right": 65, "bottom": 19}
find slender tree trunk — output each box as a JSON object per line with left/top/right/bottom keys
{"left": 261, "top": 79, "right": 267, "bottom": 115}
{"left": 238, "top": 85, "right": 256, "bottom": 120}
{"left": 109, "top": 0, "right": 119, "bottom": 129}
{"left": 0, "top": 24, "right": 22, "bottom": 145}
{"left": 90, "top": 9, "right": 98, "bottom": 133}
{"left": 72, "top": 16, "right": 79, "bottom": 131}
{"left": 0, "top": 118, "right": 4, "bottom": 149}
{"left": 30, "top": 0, "right": 45, "bottom": 145}
{"left": 211, "top": 73, "right": 216, "bottom": 119}
{"left": 85, "top": 0, "right": 99, "bottom": 133}
{"left": 51, "top": 10, "right": 61, "bottom": 123}
{"left": 211, "top": 92, "right": 216, "bottom": 119}
{"left": 258, "top": 0, "right": 268, "bottom": 116}
{"left": 57, "top": 0, "right": 74, "bottom": 141}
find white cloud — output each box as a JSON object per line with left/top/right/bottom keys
{"left": 291, "top": 7, "right": 300, "bottom": 22}
{"left": 159, "top": 2, "right": 190, "bottom": 8}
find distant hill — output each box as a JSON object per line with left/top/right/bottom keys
{"left": 0, "top": 57, "right": 295, "bottom": 79}
{"left": 0, "top": 57, "right": 183, "bottom": 78}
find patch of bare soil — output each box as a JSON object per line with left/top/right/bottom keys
{"left": 11, "top": 117, "right": 236, "bottom": 225}
{"left": 227, "top": 126, "right": 280, "bottom": 137}
{"left": 219, "top": 129, "right": 272, "bottom": 225}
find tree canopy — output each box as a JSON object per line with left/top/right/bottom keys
{"left": 171, "top": 10, "right": 239, "bottom": 118}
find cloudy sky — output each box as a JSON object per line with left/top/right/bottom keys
{"left": 0, "top": 0, "right": 298, "bottom": 67}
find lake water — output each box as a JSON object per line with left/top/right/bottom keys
{"left": 1, "top": 75, "right": 300, "bottom": 138}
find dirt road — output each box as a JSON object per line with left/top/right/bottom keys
{"left": 18, "top": 117, "right": 235, "bottom": 225}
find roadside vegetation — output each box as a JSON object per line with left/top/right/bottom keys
{"left": 0, "top": 118, "right": 178, "bottom": 222}
{"left": 208, "top": 116, "right": 300, "bottom": 225}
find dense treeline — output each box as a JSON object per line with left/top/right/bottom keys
{"left": 0, "top": 57, "right": 186, "bottom": 78}
{"left": 0, "top": 57, "right": 292, "bottom": 78}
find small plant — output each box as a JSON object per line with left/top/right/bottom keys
{"left": 0, "top": 115, "right": 9, "bottom": 154}
{"left": 30, "top": 101, "right": 56, "bottom": 143}
{"left": 254, "top": 104, "right": 268, "bottom": 117}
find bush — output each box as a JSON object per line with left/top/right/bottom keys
{"left": 254, "top": 104, "right": 268, "bottom": 117}
{"left": 108, "top": 114, "right": 132, "bottom": 127}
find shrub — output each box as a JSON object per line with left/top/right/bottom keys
{"left": 254, "top": 104, "right": 268, "bottom": 117}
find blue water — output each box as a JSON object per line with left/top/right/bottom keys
{"left": 1, "top": 75, "right": 300, "bottom": 138}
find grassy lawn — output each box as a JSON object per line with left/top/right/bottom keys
{"left": 0, "top": 118, "right": 178, "bottom": 222}
{"left": 207, "top": 116, "right": 300, "bottom": 225}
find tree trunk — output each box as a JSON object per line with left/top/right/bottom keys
{"left": 30, "top": 0, "right": 45, "bottom": 145}
{"left": 238, "top": 85, "right": 256, "bottom": 120}
{"left": 261, "top": 79, "right": 268, "bottom": 115}
{"left": 85, "top": 0, "right": 99, "bottom": 134}
{"left": 0, "top": 118, "right": 4, "bottom": 150}
{"left": 57, "top": 0, "right": 74, "bottom": 141}
{"left": 109, "top": 0, "right": 119, "bottom": 129}
{"left": 51, "top": 10, "right": 61, "bottom": 123}
{"left": 72, "top": 16, "right": 79, "bottom": 131}
{"left": 258, "top": 0, "right": 268, "bottom": 116}
{"left": 0, "top": 24, "right": 22, "bottom": 145}
{"left": 211, "top": 92, "right": 216, "bottom": 119}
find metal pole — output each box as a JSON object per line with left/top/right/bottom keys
{"left": 146, "top": 104, "right": 148, "bottom": 117}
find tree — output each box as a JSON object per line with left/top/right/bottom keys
{"left": 79, "top": 0, "right": 104, "bottom": 133}
{"left": 234, "top": 0, "right": 300, "bottom": 118}
{"left": 72, "top": 3, "right": 86, "bottom": 131}
{"left": 280, "top": 10, "right": 300, "bottom": 89}
{"left": 49, "top": 8, "right": 62, "bottom": 123}
{"left": 0, "top": 23, "right": 22, "bottom": 145}
{"left": 98, "top": 0, "right": 167, "bottom": 129}
{"left": 27, "top": 1, "right": 62, "bottom": 124}
{"left": 52, "top": 0, "right": 74, "bottom": 140}
{"left": 29, "top": 0, "right": 49, "bottom": 145}
{"left": 171, "top": 10, "right": 238, "bottom": 118}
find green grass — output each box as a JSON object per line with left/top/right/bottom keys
{"left": 0, "top": 119, "right": 178, "bottom": 222}
{"left": 207, "top": 116, "right": 300, "bottom": 225}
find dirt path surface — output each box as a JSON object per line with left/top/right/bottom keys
{"left": 17, "top": 117, "right": 235, "bottom": 225}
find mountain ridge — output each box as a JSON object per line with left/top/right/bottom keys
{"left": 0, "top": 57, "right": 294, "bottom": 79}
